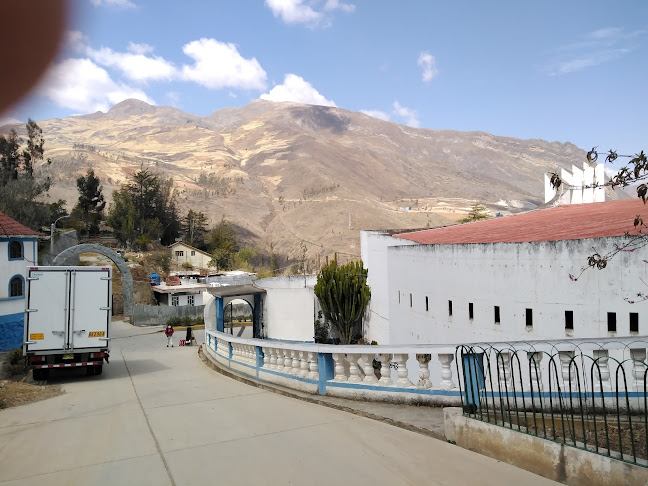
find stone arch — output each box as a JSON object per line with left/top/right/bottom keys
{"left": 53, "top": 243, "right": 134, "bottom": 317}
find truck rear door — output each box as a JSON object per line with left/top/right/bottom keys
{"left": 69, "top": 268, "right": 111, "bottom": 350}
{"left": 25, "top": 268, "right": 68, "bottom": 352}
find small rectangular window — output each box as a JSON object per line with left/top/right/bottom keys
{"left": 630, "top": 312, "right": 639, "bottom": 333}
{"left": 188, "top": 295, "right": 195, "bottom": 306}
{"left": 607, "top": 312, "right": 616, "bottom": 332}
{"left": 409, "top": 293, "right": 412, "bottom": 307}
{"left": 175, "top": 250, "right": 184, "bottom": 257}
{"left": 171, "top": 295, "right": 179, "bottom": 306}
{"left": 565, "top": 311, "right": 574, "bottom": 330}
{"left": 425, "top": 296, "right": 429, "bottom": 312}
{"left": 448, "top": 300, "right": 453, "bottom": 316}
{"left": 191, "top": 250, "right": 196, "bottom": 256}
{"left": 468, "top": 303, "right": 474, "bottom": 320}
{"left": 494, "top": 306, "right": 500, "bottom": 324}
{"left": 526, "top": 308, "right": 533, "bottom": 328}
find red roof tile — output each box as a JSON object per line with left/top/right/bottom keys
{"left": 395, "top": 199, "right": 647, "bottom": 245}
{"left": 0, "top": 211, "right": 40, "bottom": 237}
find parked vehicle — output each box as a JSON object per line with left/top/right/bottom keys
{"left": 23, "top": 266, "right": 112, "bottom": 380}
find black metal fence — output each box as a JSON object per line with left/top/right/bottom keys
{"left": 456, "top": 342, "right": 648, "bottom": 467}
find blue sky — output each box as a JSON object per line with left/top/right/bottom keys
{"left": 4, "top": 0, "right": 647, "bottom": 158}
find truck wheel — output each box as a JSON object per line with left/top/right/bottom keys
{"left": 86, "top": 365, "right": 95, "bottom": 376}
{"left": 94, "top": 365, "right": 103, "bottom": 376}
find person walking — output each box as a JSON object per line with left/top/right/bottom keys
{"left": 165, "top": 324, "right": 175, "bottom": 347}
{"left": 185, "top": 324, "right": 193, "bottom": 346}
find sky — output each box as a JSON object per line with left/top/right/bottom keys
{"left": 3, "top": 0, "right": 647, "bottom": 160}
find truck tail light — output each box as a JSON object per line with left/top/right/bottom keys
{"left": 29, "top": 355, "right": 45, "bottom": 362}
{"left": 90, "top": 352, "right": 105, "bottom": 358}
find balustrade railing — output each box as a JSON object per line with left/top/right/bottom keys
{"left": 205, "top": 329, "right": 461, "bottom": 405}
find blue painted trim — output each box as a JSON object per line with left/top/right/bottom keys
{"left": 326, "top": 381, "right": 462, "bottom": 396}
{"left": 230, "top": 358, "right": 257, "bottom": 370}
{"left": 483, "top": 390, "right": 648, "bottom": 400}
{"left": 0, "top": 237, "right": 37, "bottom": 242}
{"left": 318, "top": 353, "right": 334, "bottom": 395}
{"left": 0, "top": 296, "right": 24, "bottom": 302}
{"left": 7, "top": 239, "right": 24, "bottom": 261}
{"left": 258, "top": 367, "right": 319, "bottom": 385}
{"left": 255, "top": 346, "right": 264, "bottom": 379}
{"left": 216, "top": 297, "right": 224, "bottom": 332}
{"left": 7, "top": 274, "right": 25, "bottom": 299}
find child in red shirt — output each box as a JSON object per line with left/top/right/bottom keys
{"left": 165, "top": 324, "right": 174, "bottom": 347}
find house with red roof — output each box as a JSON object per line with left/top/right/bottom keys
{"left": 0, "top": 211, "right": 39, "bottom": 351}
{"left": 360, "top": 199, "right": 648, "bottom": 345}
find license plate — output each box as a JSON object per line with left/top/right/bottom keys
{"left": 89, "top": 331, "right": 105, "bottom": 338}
{"left": 62, "top": 354, "right": 74, "bottom": 360}
{"left": 29, "top": 333, "right": 44, "bottom": 340}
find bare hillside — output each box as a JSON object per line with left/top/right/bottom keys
{"left": 1, "top": 99, "right": 603, "bottom": 261}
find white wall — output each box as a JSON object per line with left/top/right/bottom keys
{"left": 171, "top": 243, "right": 213, "bottom": 270}
{"left": 384, "top": 236, "right": 647, "bottom": 345}
{"left": 159, "top": 291, "right": 203, "bottom": 307}
{"left": 360, "top": 231, "right": 417, "bottom": 344}
{"left": 0, "top": 238, "right": 37, "bottom": 316}
{"left": 256, "top": 275, "right": 317, "bottom": 342}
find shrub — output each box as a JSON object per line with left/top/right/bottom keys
{"left": 5, "top": 349, "right": 25, "bottom": 376}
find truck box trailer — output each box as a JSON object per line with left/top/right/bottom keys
{"left": 23, "top": 266, "right": 112, "bottom": 380}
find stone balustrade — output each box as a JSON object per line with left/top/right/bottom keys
{"left": 205, "top": 331, "right": 648, "bottom": 409}
{"left": 205, "top": 329, "right": 461, "bottom": 405}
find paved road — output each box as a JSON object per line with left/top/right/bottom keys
{"left": 0, "top": 320, "right": 557, "bottom": 485}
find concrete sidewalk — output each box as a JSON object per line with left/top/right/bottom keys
{"left": 199, "top": 344, "right": 450, "bottom": 441}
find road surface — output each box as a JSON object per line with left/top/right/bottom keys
{"left": 0, "top": 320, "right": 557, "bottom": 485}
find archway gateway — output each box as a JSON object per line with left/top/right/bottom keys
{"left": 204, "top": 284, "right": 266, "bottom": 338}
{"left": 53, "top": 244, "right": 134, "bottom": 317}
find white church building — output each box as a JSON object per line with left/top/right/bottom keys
{"left": 361, "top": 198, "right": 648, "bottom": 345}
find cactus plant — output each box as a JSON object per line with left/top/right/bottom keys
{"left": 313, "top": 256, "right": 371, "bottom": 344}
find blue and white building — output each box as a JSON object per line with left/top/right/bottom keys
{"left": 0, "top": 211, "right": 39, "bottom": 351}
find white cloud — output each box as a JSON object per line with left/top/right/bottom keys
{"left": 127, "top": 42, "right": 154, "bottom": 55}
{"left": 40, "top": 58, "right": 153, "bottom": 113}
{"left": 87, "top": 46, "right": 177, "bottom": 82}
{"left": 90, "top": 0, "right": 136, "bottom": 8}
{"left": 361, "top": 110, "right": 390, "bottom": 121}
{"left": 417, "top": 51, "right": 438, "bottom": 82}
{"left": 260, "top": 74, "right": 335, "bottom": 106}
{"left": 64, "top": 30, "right": 86, "bottom": 53}
{"left": 181, "top": 38, "right": 267, "bottom": 90}
{"left": 265, "top": 0, "right": 354, "bottom": 26}
{"left": 324, "top": 0, "right": 355, "bottom": 13}
{"left": 265, "top": 0, "right": 321, "bottom": 24}
{"left": 546, "top": 27, "right": 644, "bottom": 76}
{"left": 392, "top": 101, "right": 419, "bottom": 127}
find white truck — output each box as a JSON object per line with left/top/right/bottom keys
{"left": 23, "top": 266, "right": 112, "bottom": 380}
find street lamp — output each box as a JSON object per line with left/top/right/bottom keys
{"left": 50, "top": 214, "right": 70, "bottom": 257}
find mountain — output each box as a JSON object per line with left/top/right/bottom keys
{"left": 0, "top": 99, "right": 612, "bottom": 264}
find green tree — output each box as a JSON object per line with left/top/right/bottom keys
{"left": 0, "top": 120, "right": 55, "bottom": 230}
{"left": 107, "top": 168, "right": 180, "bottom": 247}
{"left": 458, "top": 202, "right": 491, "bottom": 223}
{"left": 107, "top": 188, "right": 137, "bottom": 248}
{"left": 208, "top": 217, "right": 238, "bottom": 271}
{"left": 23, "top": 119, "right": 44, "bottom": 178}
{"left": 313, "top": 257, "right": 371, "bottom": 345}
{"left": 209, "top": 248, "right": 233, "bottom": 271}
{"left": 182, "top": 209, "right": 209, "bottom": 249}
{"left": 74, "top": 169, "right": 106, "bottom": 236}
